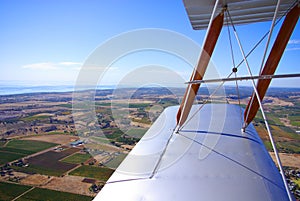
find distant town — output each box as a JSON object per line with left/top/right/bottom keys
{"left": 0, "top": 87, "right": 299, "bottom": 200}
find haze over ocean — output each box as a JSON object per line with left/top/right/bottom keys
{"left": 0, "top": 81, "right": 117, "bottom": 96}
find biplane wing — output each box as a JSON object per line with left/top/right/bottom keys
{"left": 94, "top": 0, "right": 299, "bottom": 200}
{"left": 183, "top": 0, "right": 295, "bottom": 30}
{"left": 94, "top": 105, "right": 290, "bottom": 201}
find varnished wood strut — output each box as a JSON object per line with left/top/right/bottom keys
{"left": 244, "top": 4, "right": 300, "bottom": 126}
{"left": 176, "top": 12, "right": 224, "bottom": 128}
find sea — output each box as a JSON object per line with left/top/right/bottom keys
{"left": 0, "top": 85, "right": 76, "bottom": 96}
{"left": 0, "top": 81, "right": 116, "bottom": 96}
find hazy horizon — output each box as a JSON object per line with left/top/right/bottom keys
{"left": 0, "top": 80, "right": 299, "bottom": 96}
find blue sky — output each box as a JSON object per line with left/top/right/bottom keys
{"left": 0, "top": 0, "right": 299, "bottom": 87}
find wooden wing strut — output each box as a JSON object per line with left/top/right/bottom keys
{"left": 244, "top": 4, "right": 300, "bottom": 126}
{"left": 176, "top": 12, "right": 224, "bottom": 128}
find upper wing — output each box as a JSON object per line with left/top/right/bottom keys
{"left": 183, "top": 0, "right": 295, "bottom": 30}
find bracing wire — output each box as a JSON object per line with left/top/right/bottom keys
{"left": 234, "top": 0, "right": 297, "bottom": 70}
{"left": 179, "top": 1, "right": 297, "bottom": 133}
{"left": 225, "top": 9, "right": 243, "bottom": 120}
{"left": 259, "top": 0, "right": 282, "bottom": 74}
{"left": 179, "top": 13, "right": 268, "bottom": 130}
{"left": 226, "top": 13, "right": 236, "bottom": 69}
{"left": 244, "top": 1, "right": 298, "bottom": 134}
{"left": 244, "top": 0, "right": 283, "bottom": 128}
{"left": 226, "top": 6, "right": 294, "bottom": 201}
{"left": 179, "top": 83, "right": 226, "bottom": 130}
{"left": 175, "top": 0, "right": 221, "bottom": 133}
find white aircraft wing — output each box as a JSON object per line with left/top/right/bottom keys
{"left": 183, "top": 0, "right": 296, "bottom": 29}
{"left": 94, "top": 104, "right": 290, "bottom": 201}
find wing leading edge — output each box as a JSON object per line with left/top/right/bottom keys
{"left": 94, "top": 104, "right": 290, "bottom": 201}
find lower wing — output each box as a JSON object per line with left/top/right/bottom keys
{"left": 94, "top": 104, "right": 291, "bottom": 201}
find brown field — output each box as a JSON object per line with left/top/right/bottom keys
{"left": 30, "top": 148, "right": 80, "bottom": 162}
{"left": 42, "top": 175, "right": 95, "bottom": 196}
{"left": 27, "top": 148, "right": 80, "bottom": 174}
{"left": 130, "top": 121, "right": 151, "bottom": 128}
{"left": 263, "top": 97, "right": 294, "bottom": 107}
{"left": 21, "top": 174, "right": 51, "bottom": 186}
{"left": 0, "top": 171, "right": 28, "bottom": 182}
{"left": 269, "top": 152, "right": 300, "bottom": 169}
{"left": 24, "top": 134, "right": 79, "bottom": 145}
{"left": 85, "top": 143, "right": 120, "bottom": 153}
{"left": 20, "top": 106, "right": 70, "bottom": 114}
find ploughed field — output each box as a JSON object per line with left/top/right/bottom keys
{"left": 0, "top": 136, "right": 112, "bottom": 197}
{"left": 14, "top": 148, "right": 79, "bottom": 176}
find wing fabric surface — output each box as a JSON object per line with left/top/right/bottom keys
{"left": 183, "top": 0, "right": 296, "bottom": 30}
{"left": 94, "top": 104, "right": 290, "bottom": 201}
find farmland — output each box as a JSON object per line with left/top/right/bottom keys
{"left": 16, "top": 187, "right": 93, "bottom": 201}
{"left": 6, "top": 140, "right": 57, "bottom": 153}
{"left": 14, "top": 148, "right": 79, "bottom": 176}
{"left": 70, "top": 166, "right": 114, "bottom": 181}
{"left": 0, "top": 151, "right": 24, "bottom": 165}
{"left": 62, "top": 153, "right": 92, "bottom": 164}
{"left": 0, "top": 182, "right": 31, "bottom": 201}
{"left": 0, "top": 135, "right": 101, "bottom": 196}
{"left": 0, "top": 140, "right": 58, "bottom": 165}
{"left": 0, "top": 87, "right": 299, "bottom": 199}
{"left": 0, "top": 182, "right": 93, "bottom": 201}
{"left": 105, "top": 153, "right": 127, "bottom": 169}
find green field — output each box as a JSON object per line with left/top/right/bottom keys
{"left": 132, "top": 117, "right": 151, "bottom": 124}
{"left": 0, "top": 151, "right": 25, "bottom": 165}
{"left": 0, "top": 140, "right": 58, "bottom": 165}
{"left": 58, "top": 103, "right": 73, "bottom": 108}
{"left": 102, "top": 128, "right": 123, "bottom": 139}
{"left": 15, "top": 187, "right": 93, "bottom": 201}
{"left": 95, "top": 102, "right": 111, "bottom": 107}
{"left": 0, "top": 182, "right": 32, "bottom": 201}
{"left": 12, "top": 164, "right": 67, "bottom": 177}
{"left": 0, "top": 141, "right": 6, "bottom": 147}
{"left": 263, "top": 141, "right": 273, "bottom": 151}
{"left": 62, "top": 153, "right": 92, "bottom": 164}
{"left": 254, "top": 105, "right": 300, "bottom": 154}
{"left": 47, "top": 131, "right": 68, "bottom": 135}
{"left": 90, "top": 136, "right": 111, "bottom": 144}
{"left": 289, "top": 115, "right": 300, "bottom": 127}
{"left": 0, "top": 147, "right": 34, "bottom": 155}
{"left": 294, "top": 179, "right": 300, "bottom": 187}
{"left": 5, "top": 140, "right": 58, "bottom": 153}
{"left": 129, "top": 103, "right": 150, "bottom": 108}
{"left": 69, "top": 165, "right": 114, "bottom": 181}
{"left": 21, "top": 115, "right": 51, "bottom": 122}
{"left": 105, "top": 153, "right": 127, "bottom": 169}
{"left": 126, "top": 128, "right": 147, "bottom": 139}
